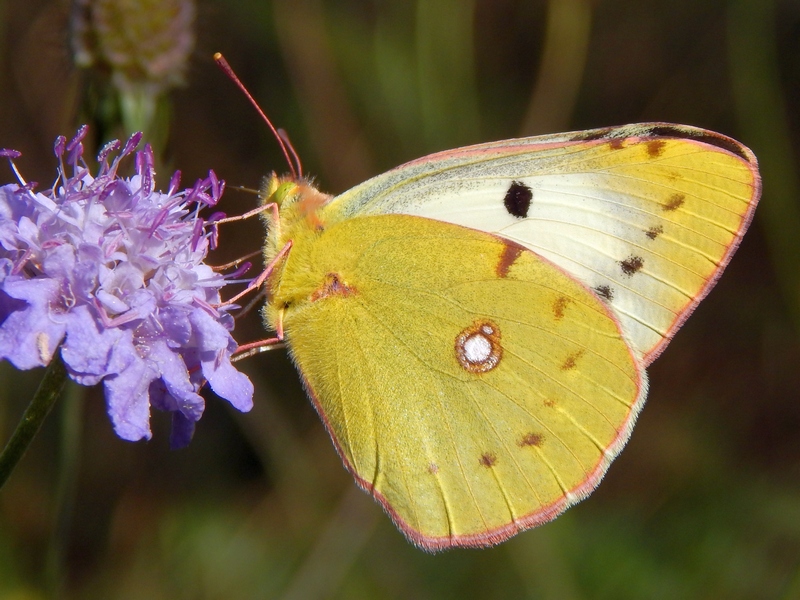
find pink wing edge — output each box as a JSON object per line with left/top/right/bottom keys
{"left": 639, "top": 131, "right": 761, "bottom": 366}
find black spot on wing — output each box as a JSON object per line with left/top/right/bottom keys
{"left": 560, "top": 350, "right": 585, "bottom": 371}
{"left": 646, "top": 225, "right": 663, "bottom": 240}
{"left": 663, "top": 194, "right": 685, "bottom": 211}
{"left": 480, "top": 453, "right": 497, "bottom": 467}
{"left": 504, "top": 181, "right": 533, "bottom": 218}
{"left": 594, "top": 285, "right": 614, "bottom": 301}
{"left": 519, "top": 432, "right": 544, "bottom": 447}
{"left": 620, "top": 256, "right": 644, "bottom": 276}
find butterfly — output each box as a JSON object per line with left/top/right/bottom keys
{"left": 257, "top": 123, "right": 760, "bottom": 551}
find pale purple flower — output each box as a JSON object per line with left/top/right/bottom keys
{"left": 0, "top": 126, "right": 253, "bottom": 448}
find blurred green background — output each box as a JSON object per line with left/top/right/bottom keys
{"left": 1, "top": 0, "right": 799, "bottom": 598}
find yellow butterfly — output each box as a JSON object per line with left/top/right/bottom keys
{"left": 258, "top": 123, "right": 760, "bottom": 551}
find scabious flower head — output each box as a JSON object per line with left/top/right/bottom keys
{"left": 0, "top": 126, "right": 253, "bottom": 448}
{"left": 71, "top": 0, "right": 195, "bottom": 94}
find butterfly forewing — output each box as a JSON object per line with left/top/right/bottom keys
{"left": 324, "top": 123, "right": 760, "bottom": 364}
{"left": 274, "top": 214, "right": 645, "bottom": 550}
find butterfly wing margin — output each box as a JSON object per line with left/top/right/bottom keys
{"left": 323, "top": 123, "right": 761, "bottom": 364}
{"left": 278, "top": 214, "right": 647, "bottom": 550}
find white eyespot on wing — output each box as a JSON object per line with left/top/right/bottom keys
{"left": 463, "top": 333, "right": 491, "bottom": 363}
{"left": 455, "top": 321, "right": 502, "bottom": 374}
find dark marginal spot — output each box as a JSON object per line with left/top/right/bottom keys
{"left": 663, "top": 193, "right": 685, "bottom": 211}
{"left": 553, "top": 296, "right": 571, "bottom": 319}
{"left": 646, "top": 139, "right": 667, "bottom": 158}
{"left": 620, "top": 256, "right": 644, "bottom": 276}
{"left": 646, "top": 225, "right": 664, "bottom": 240}
{"left": 480, "top": 453, "right": 497, "bottom": 467}
{"left": 543, "top": 399, "right": 556, "bottom": 408}
{"left": 310, "top": 273, "right": 356, "bottom": 302}
{"left": 608, "top": 138, "right": 625, "bottom": 150}
{"left": 561, "top": 350, "right": 585, "bottom": 371}
{"left": 648, "top": 125, "right": 751, "bottom": 162}
{"left": 519, "top": 433, "right": 544, "bottom": 447}
{"left": 594, "top": 285, "right": 614, "bottom": 301}
{"left": 496, "top": 240, "right": 526, "bottom": 278}
{"left": 503, "top": 181, "right": 533, "bottom": 218}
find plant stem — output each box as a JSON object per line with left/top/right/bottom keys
{"left": 46, "top": 381, "right": 84, "bottom": 597}
{"left": 0, "top": 354, "right": 68, "bottom": 489}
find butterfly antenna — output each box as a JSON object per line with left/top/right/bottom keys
{"left": 214, "top": 52, "right": 298, "bottom": 180}
{"left": 226, "top": 184, "right": 262, "bottom": 195}
{"left": 277, "top": 128, "right": 303, "bottom": 179}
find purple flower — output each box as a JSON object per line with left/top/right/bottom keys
{"left": 0, "top": 126, "right": 253, "bottom": 448}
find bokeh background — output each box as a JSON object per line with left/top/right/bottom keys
{"left": 0, "top": 0, "right": 799, "bottom": 598}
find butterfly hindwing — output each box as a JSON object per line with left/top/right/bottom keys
{"left": 270, "top": 214, "right": 646, "bottom": 550}
{"left": 323, "top": 123, "right": 760, "bottom": 363}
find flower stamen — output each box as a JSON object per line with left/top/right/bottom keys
{"left": 0, "top": 126, "right": 254, "bottom": 448}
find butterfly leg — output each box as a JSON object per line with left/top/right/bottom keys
{"left": 213, "top": 201, "right": 280, "bottom": 225}
{"left": 232, "top": 307, "right": 286, "bottom": 361}
{"left": 218, "top": 239, "right": 293, "bottom": 308}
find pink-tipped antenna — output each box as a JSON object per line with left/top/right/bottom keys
{"left": 214, "top": 52, "right": 302, "bottom": 180}
{"left": 277, "top": 129, "right": 303, "bottom": 181}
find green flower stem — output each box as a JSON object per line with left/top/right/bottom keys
{"left": 46, "top": 381, "right": 84, "bottom": 597}
{"left": 0, "top": 354, "right": 68, "bottom": 489}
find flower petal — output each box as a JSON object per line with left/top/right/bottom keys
{"left": 189, "top": 308, "right": 253, "bottom": 412}
{"left": 61, "top": 305, "right": 124, "bottom": 386}
{"left": 0, "top": 277, "right": 66, "bottom": 369}
{"left": 204, "top": 357, "right": 254, "bottom": 412}
{"left": 103, "top": 333, "right": 157, "bottom": 442}
{"left": 149, "top": 339, "right": 204, "bottom": 422}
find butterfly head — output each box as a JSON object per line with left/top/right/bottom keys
{"left": 259, "top": 173, "right": 300, "bottom": 211}
{"left": 260, "top": 173, "right": 334, "bottom": 276}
